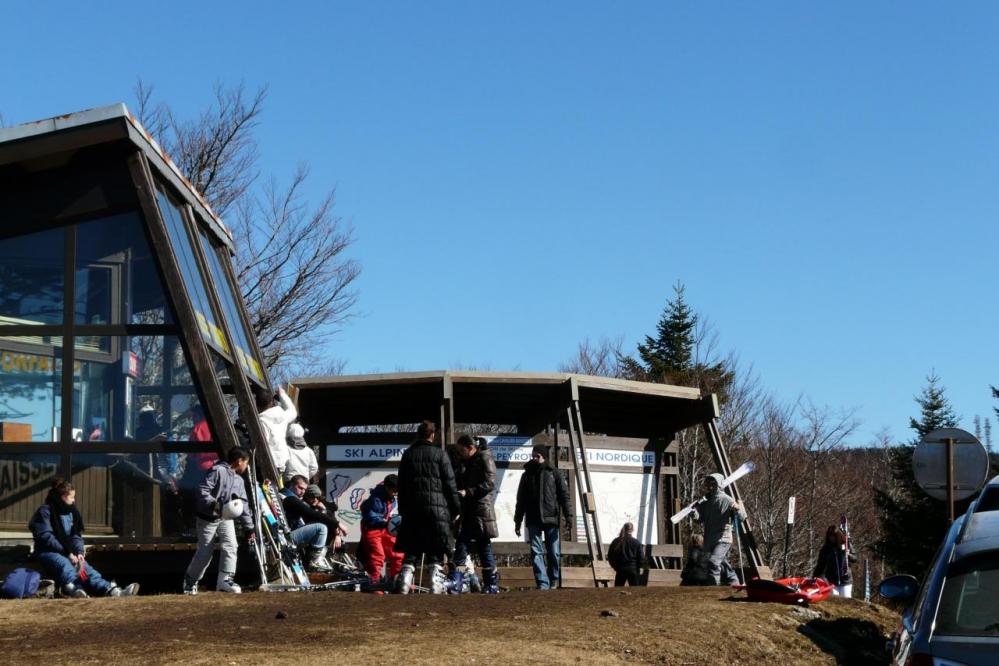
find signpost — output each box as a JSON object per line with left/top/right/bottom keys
{"left": 783, "top": 496, "right": 795, "bottom": 577}
{"left": 913, "top": 428, "right": 990, "bottom": 524}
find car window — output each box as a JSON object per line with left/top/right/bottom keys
{"left": 934, "top": 553, "right": 999, "bottom": 637}
{"left": 911, "top": 524, "right": 959, "bottom": 631}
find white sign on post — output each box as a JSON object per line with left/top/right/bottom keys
{"left": 786, "top": 496, "right": 796, "bottom": 525}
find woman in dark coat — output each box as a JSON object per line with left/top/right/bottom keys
{"left": 607, "top": 522, "right": 644, "bottom": 586}
{"left": 453, "top": 434, "right": 499, "bottom": 593}
{"left": 393, "top": 420, "right": 461, "bottom": 593}
{"left": 812, "top": 525, "right": 856, "bottom": 597}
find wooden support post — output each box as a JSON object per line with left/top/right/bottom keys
{"left": 701, "top": 417, "right": 772, "bottom": 580}
{"left": 564, "top": 406, "right": 599, "bottom": 587}
{"left": 570, "top": 397, "right": 604, "bottom": 561}
{"left": 441, "top": 375, "right": 455, "bottom": 448}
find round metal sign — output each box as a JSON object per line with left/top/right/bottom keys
{"left": 912, "top": 428, "right": 990, "bottom": 501}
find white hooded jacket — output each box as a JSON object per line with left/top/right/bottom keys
{"left": 259, "top": 388, "right": 297, "bottom": 474}
{"left": 284, "top": 422, "right": 319, "bottom": 483}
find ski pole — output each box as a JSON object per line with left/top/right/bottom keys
{"left": 733, "top": 514, "right": 744, "bottom": 584}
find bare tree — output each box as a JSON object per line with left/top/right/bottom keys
{"left": 558, "top": 336, "right": 626, "bottom": 377}
{"left": 134, "top": 81, "right": 360, "bottom": 374}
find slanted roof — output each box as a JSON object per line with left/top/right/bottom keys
{"left": 0, "top": 103, "right": 232, "bottom": 249}
{"left": 291, "top": 370, "right": 714, "bottom": 438}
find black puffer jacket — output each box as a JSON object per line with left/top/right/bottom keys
{"left": 514, "top": 460, "right": 572, "bottom": 529}
{"left": 394, "top": 439, "right": 461, "bottom": 556}
{"left": 608, "top": 534, "right": 644, "bottom": 572}
{"left": 457, "top": 446, "right": 498, "bottom": 539}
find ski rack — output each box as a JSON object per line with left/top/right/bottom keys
{"left": 702, "top": 413, "right": 772, "bottom": 580}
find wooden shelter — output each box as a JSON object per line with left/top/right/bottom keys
{"left": 291, "top": 371, "right": 771, "bottom": 585}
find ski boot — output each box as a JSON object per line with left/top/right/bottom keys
{"left": 463, "top": 555, "right": 481, "bottom": 592}
{"left": 109, "top": 582, "right": 140, "bottom": 597}
{"left": 61, "top": 582, "right": 88, "bottom": 598}
{"left": 396, "top": 564, "right": 415, "bottom": 595}
{"left": 430, "top": 563, "right": 447, "bottom": 594}
{"left": 217, "top": 573, "right": 242, "bottom": 593}
{"left": 481, "top": 567, "right": 500, "bottom": 594}
{"left": 308, "top": 547, "right": 334, "bottom": 573}
{"left": 182, "top": 577, "right": 199, "bottom": 596}
{"left": 445, "top": 568, "right": 466, "bottom": 594}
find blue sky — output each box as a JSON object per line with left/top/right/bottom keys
{"left": 2, "top": 3, "right": 997, "bottom": 444}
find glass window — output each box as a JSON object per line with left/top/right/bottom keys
{"left": 198, "top": 231, "right": 266, "bottom": 385}
{"left": 0, "top": 227, "right": 65, "bottom": 326}
{"left": 154, "top": 188, "right": 230, "bottom": 355}
{"left": 71, "top": 335, "right": 211, "bottom": 443}
{"left": 0, "top": 453, "right": 61, "bottom": 531}
{"left": 0, "top": 337, "right": 62, "bottom": 442}
{"left": 935, "top": 553, "right": 999, "bottom": 636}
{"left": 75, "top": 212, "right": 174, "bottom": 326}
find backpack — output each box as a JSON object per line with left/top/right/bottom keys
{"left": 1, "top": 568, "right": 41, "bottom": 599}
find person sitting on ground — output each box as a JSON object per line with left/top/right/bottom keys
{"left": 302, "top": 484, "right": 345, "bottom": 548}
{"left": 284, "top": 422, "right": 318, "bottom": 484}
{"left": 29, "top": 478, "right": 139, "bottom": 598}
{"left": 812, "top": 524, "right": 856, "bottom": 597}
{"left": 183, "top": 447, "right": 256, "bottom": 595}
{"left": 607, "top": 522, "right": 644, "bottom": 587}
{"left": 680, "top": 533, "right": 713, "bottom": 586}
{"left": 254, "top": 384, "right": 297, "bottom": 481}
{"left": 360, "top": 474, "right": 404, "bottom": 591}
{"left": 281, "top": 475, "right": 335, "bottom": 572}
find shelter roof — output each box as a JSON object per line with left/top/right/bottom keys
{"left": 0, "top": 103, "right": 232, "bottom": 249}
{"left": 291, "top": 370, "right": 714, "bottom": 438}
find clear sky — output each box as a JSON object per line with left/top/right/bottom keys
{"left": 2, "top": 3, "right": 997, "bottom": 444}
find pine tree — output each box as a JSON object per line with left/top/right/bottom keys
{"left": 874, "top": 373, "right": 961, "bottom": 576}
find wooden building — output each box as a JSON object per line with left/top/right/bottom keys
{"left": 0, "top": 105, "right": 276, "bottom": 550}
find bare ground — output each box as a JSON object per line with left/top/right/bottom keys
{"left": 0, "top": 586, "right": 897, "bottom": 665}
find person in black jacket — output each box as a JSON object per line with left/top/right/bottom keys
{"left": 29, "top": 478, "right": 139, "bottom": 598}
{"left": 453, "top": 434, "right": 500, "bottom": 593}
{"left": 394, "top": 420, "right": 461, "bottom": 594}
{"left": 514, "top": 444, "right": 572, "bottom": 590}
{"left": 280, "top": 475, "right": 336, "bottom": 572}
{"left": 607, "top": 522, "right": 644, "bottom": 586}
{"left": 812, "top": 524, "right": 856, "bottom": 597}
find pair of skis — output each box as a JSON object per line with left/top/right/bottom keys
{"left": 670, "top": 462, "right": 753, "bottom": 524}
{"left": 246, "top": 449, "right": 311, "bottom": 590}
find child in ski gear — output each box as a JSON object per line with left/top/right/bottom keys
{"left": 254, "top": 384, "right": 297, "bottom": 478}
{"left": 608, "top": 522, "right": 644, "bottom": 586}
{"left": 680, "top": 533, "right": 713, "bottom": 586}
{"left": 281, "top": 475, "right": 335, "bottom": 572}
{"left": 284, "top": 422, "right": 319, "bottom": 483}
{"left": 394, "top": 420, "right": 461, "bottom": 594}
{"left": 812, "top": 525, "right": 856, "bottom": 597}
{"left": 360, "top": 474, "right": 405, "bottom": 589}
{"left": 183, "top": 447, "right": 255, "bottom": 594}
{"left": 29, "top": 478, "right": 139, "bottom": 598}
{"left": 692, "top": 472, "right": 745, "bottom": 585}
{"left": 514, "top": 444, "right": 572, "bottom": 590}
{"left": 453, "top": 435, "right": 499, "bottom": 593}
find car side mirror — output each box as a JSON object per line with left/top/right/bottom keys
{"left": 878, "top": 574, "right": 919, "bottom": 602}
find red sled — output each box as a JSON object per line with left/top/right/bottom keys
{"left": 733, "top": 577, "right": 835, "bottom": 605}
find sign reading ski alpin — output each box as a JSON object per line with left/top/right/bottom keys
{"left": 669, "top": 462, "right": 753, "bottom": 524}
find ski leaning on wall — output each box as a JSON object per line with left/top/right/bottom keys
{"left": 255, "top": 479, "right": 311, "bottom": 588}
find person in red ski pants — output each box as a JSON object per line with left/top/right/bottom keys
{"left": 360, "top": 475, "right": 404, "bottom": 589}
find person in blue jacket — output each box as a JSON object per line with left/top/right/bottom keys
{"left": 29, "top": 478, "right": 139, "bottom": 598}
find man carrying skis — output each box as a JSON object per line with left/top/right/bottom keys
{"left": 692, "top": 472, "right": 745, "bottom": 586}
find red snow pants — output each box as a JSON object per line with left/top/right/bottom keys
{"left": 362, "top": 527, "right": 404, "bottom": 580}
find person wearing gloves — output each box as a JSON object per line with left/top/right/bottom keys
{"left": 183, "top": 447, "right": 255, "bottom": 595}
{"left": 359, "top": 474, "right": 404, "bottom": 590}
{"left": 281, "top": 475, "right": 336, "bottom": 572}
{"left": 284, "top": 422, "right": 318, "bottom": 484}
{"left": 254, "top": 384, "right": 297, "bottom": 478}
{"left": 393, "top": 420, "right": 461, "bottom": 594}
{"left": 29, "top": 478, "right": 140, "bottom": 598}
{"left": 514, "top": 444, "right": 572, "bottom": 590}
{"left": 691, "top": 472, "right": 745, "bottom": 585}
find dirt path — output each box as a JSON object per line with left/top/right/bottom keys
{"left": 0, "top": 587, "right": 897, "bottom": 665}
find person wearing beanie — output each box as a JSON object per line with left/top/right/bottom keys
{"left": 303, "top": 484, "right": 345, "bottom": 549}
{"left": 29, "top": 478, "right": 140, "bottom": 598}
{"left": 514, "top": 444, "right": 572, "bottom": 590}
{"left": 359, "top": 474, "right": 404, "bottom": 592}
{"left": 691, "top": 472, "right": 745, "bottom": 585}
{"left": 283, "top": 422, "right": 319, "bottom": 484}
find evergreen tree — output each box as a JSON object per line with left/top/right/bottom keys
{"left": 618, "top": 282, "right": 734, "bottom": 398}
{"left": 874, "top": 373, "right": 962, "bottom": 577}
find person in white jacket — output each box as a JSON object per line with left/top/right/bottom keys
{"left": 284, "top": 422, "right": 319, "bottom": 484}
{"left": 254, "top": 385, "right": 297, "bottom": 477}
